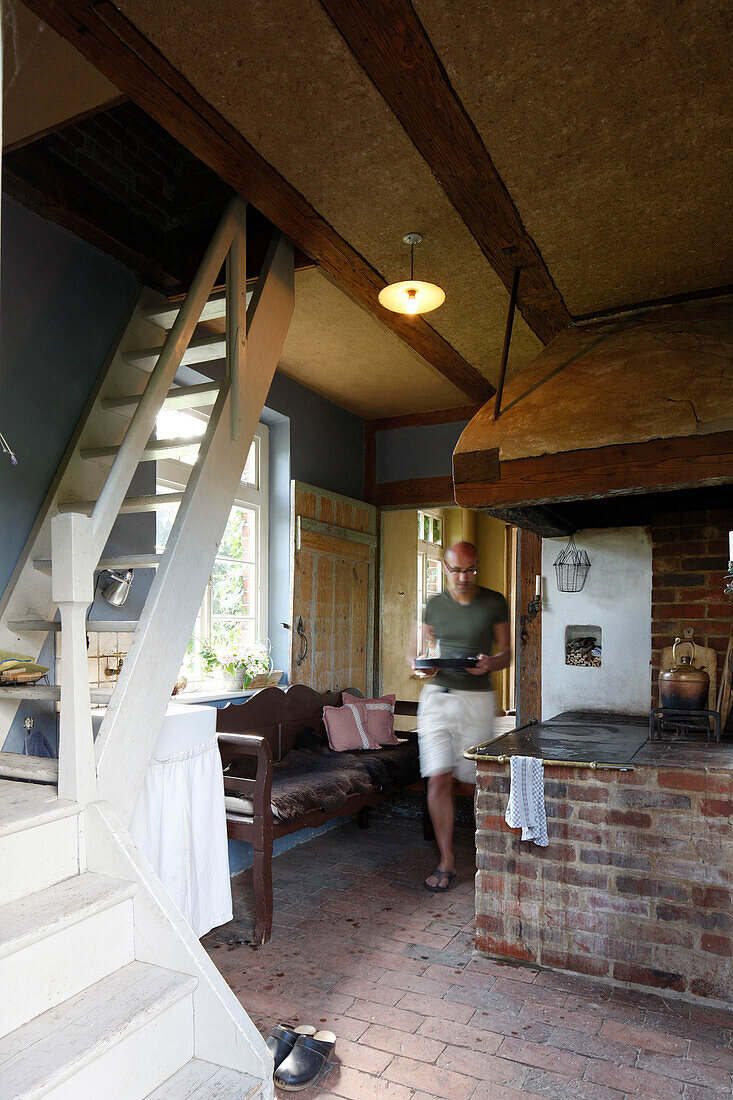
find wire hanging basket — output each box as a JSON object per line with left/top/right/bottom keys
{"left": 554, "top": 535, "right": 591, "bottom": 593}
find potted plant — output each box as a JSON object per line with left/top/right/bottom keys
{"left": 200, "top": 638, "right": 272, "bottom": 691}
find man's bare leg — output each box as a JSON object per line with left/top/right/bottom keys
{"left": 425, "top": 771, "right": 455, "bottom": 889}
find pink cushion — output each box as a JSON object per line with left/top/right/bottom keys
{"left": 342, "top": 692, "right": 398, "bottom": 746}
{"left": 323, "top": 701, "right": 379, "bottom": 751}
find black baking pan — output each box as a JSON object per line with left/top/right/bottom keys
{"left": 414, "top": 656, "right": 479, "bottom": 670}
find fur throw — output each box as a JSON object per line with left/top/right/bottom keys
{"left": 269, "top": 742, "right": 419, "bottom": 824}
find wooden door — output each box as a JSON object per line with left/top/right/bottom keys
{"left": 290, "top": 482, "right": 377, "bottom": 694}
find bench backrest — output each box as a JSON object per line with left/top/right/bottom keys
{"left": 215, "top": 683, "right": 361, "bottom": 762}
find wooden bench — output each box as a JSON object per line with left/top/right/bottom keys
{"left": 216, "top": 685, "right": 420, "bottom": 944}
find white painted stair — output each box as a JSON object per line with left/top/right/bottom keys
{"left": 0, "top": 197, "right": 290, "bottom": 1096}
{"left": 0, "top": 961, "right": 197, "bottom": 1100}
{"left": 0, "top": 781, "right": 270, "bottom": 1099}
{"left": 147, "top": 1059, "right": 260, "bottom": 1098}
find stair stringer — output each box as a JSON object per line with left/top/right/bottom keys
{"left": 0, "top": 286, "right": 168, "bottom": 745}
{"left": 83, "top": 799, "right": 273, "bottom": 1098}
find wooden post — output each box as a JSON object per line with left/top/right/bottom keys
{"left": 51, "top": 513, "right": 97, "bottom": 803}
{"left": 227, "top": 210, "right": 248, "bottom": 439}
{"left": 515, "top": 527, "right": 542, "bottom": 727}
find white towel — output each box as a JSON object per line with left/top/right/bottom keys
{"left": 505, "top": 755, "right": 548, "bottom": 847}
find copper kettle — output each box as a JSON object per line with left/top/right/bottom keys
{"left": 658, "top": 639, "right": 710, "bottom": 711}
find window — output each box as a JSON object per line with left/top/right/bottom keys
{"left": 417, "top": 509, "right": 444, "bottom": 652}
{"left": 156, "top": 412, "right": 269, "bottom": 684}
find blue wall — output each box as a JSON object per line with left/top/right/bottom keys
{"left": 262, "top": 378, "right": 364, "bottom": 675}
{"left": 266, "top": 372, "right": 364, "bottom": 500}
{"left": 1, "top": 198, "right": 141, "bottom": 753}
{"left": 0, "top": 198, "right": 139, "bottom": 596}
{"left": 375, "top": 420, "right": 468, "bottom": 483}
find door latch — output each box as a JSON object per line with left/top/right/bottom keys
{"left": 295, "top": 616, "right": 308, "bottom": 666}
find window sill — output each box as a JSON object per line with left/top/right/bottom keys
{"left": 173, "top": 687, "right": 260, "bottom": 705}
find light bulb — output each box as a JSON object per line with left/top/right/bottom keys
{"left": 404, "top": 287, "right": 419, "bottom": 315}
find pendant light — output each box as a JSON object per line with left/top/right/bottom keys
{"left": 378, "top": 233, "right": 445, "bottom": 316}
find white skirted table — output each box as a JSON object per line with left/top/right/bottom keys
{"left": 94, "top": 702, "right": 232, "bottom": 937}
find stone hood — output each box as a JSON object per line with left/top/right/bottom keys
{"left": 453, "top": 299, "right": 733, "bottom": 529}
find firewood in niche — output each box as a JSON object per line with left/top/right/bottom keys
{"left": 565, "top": 637, "right": 601, "bottom": 667}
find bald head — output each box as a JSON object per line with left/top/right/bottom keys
{"left": 446, "top": 541, "right": 477, "bottom": 564}
{"left": 443, "top": 541, "right": 479, "bottom": 602}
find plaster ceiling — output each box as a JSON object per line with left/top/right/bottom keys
{"left": 280, "top": 268, "right": 469, "bottom": 418}
{"left": 415, "top": 0, "right": 733, "bottom": 316}
{"left": 10, "top": 0, "right": 731, "bottom": 421}
{"left": 2, "top": 2, "right": 120, "bottom": 149}
{"left": 114, "top": 0, "right": 543, "bottom": 393}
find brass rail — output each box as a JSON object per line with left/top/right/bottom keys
{"left": 463, "top": 743, "right": 635, "bottom": 772}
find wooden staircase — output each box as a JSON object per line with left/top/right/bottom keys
{"left": 0, "top": 780, "right": 262, "bottom": 1099}
{"left": 0, "top": 197, "right": 294, "bottom": 1097}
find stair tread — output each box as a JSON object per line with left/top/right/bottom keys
{"left": 0, "top": 685, "right": 112, "bottom": 703}
{"left": 0, "top": 960, "right": 197, "bottom": 1097}
{"left": 124, "top": 332, "right": 226, "bottom": 371}
{"left": 146, "top": 1058, "right": 261, "bottom": 1099}
{"left": 58, "top": 493, "right": 185, "bottom": 515}
{"left": 8, "top": 621, "right": 139, "bottom": 633}
{"left": 142, "top": 290, "right": 227, "bottom": 329}
{"left": 81, "top": 436, "right": 202, "bottom": 461}
{"left": 0, "top": 779, "right": 77, "bottom": 838}
{"left": 103, "top": 381, "right": 221, "bottom": 413}
{"left": 0, "top": 871, "right": 135, "bottom": 961}
{"left": 0, "top": 751, "right": 58, "bottom": 784}
{"left": 34, "top": 554, "right": 163, "bottom": 573}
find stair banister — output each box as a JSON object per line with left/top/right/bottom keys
{"left": 51, "top": 512, "right": 97, "bottom": 803}
{"left": 227, "top": 206, "right": 247, "bottom": 440}
{"left": 91, "top": 196, "right": 247, "bottom": 557}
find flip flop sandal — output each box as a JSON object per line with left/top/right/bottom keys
{"left": 274, "top": 1029, "right": 336, "bottom": 1091}
{"left": 266, "top": 1023, "right": 316, "bottom": 1070}
{"left": 423, "top": 868, "right": 456, "bottom": 893}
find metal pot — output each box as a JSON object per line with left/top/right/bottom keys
{"left": 658, "top": 638, "right": 710, "bottom": 711}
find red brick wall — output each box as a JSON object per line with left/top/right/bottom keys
{"left": 475, "top": 762, "right": 732, "bottom": 1002}
{"left": 651, "top": 507, "right": 733, "bottom": 714}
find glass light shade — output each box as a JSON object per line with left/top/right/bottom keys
{"left": 378, "top": 279, "right": 445, "bottom": 315}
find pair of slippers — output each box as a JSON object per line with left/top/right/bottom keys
{"left": 267, "top": 1023, "right": 336, "bottom": 1091}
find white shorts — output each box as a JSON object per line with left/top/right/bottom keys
{"left": 417, "top": 683, "right": 496, "bottom": 784}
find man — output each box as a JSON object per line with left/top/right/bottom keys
{"left": 413, "top": 540, "right": 511, "bottom": 892}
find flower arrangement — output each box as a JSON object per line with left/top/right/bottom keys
{"left": 200, "top": 638, "right": 272, "bottom": 688}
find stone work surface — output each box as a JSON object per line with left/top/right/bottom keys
{"left": 476, "top": 762, "right": 732, "bottom": 1002}
{"left": 204, "top": 813, "right": 733, "bottom": 1099}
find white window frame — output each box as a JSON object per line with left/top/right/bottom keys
{"left": 156, "top": 423, "right": 269, "bottom": 683}
{"left": 417, "top": 509, "right": 444, "bottom": 652}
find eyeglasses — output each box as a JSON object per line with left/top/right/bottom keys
{"left": 444, "top": 564, "right": 478, "bottom": 576}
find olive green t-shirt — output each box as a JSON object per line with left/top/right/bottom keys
{"left": 423, "top": 587, "right": 509, "bottom": 692}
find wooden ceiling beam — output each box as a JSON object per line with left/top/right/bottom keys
{"left": 369, "top": 475, "right": 456, "bottom": 509}
{"left": 318, "top": 0, "right": 572, "bottom": 345}
{"left": 454, "top": 432, "right": 733, "bottom": 509}
{"left": 21, "top": 0, "right": 494, "bottom": 406}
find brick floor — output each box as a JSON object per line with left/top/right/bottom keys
{"left": 203, "top": 813, "right": 733, "bottom": 1098}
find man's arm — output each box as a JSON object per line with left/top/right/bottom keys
{"left": 466, "top": 621, "right": 512, "bottom": 676}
